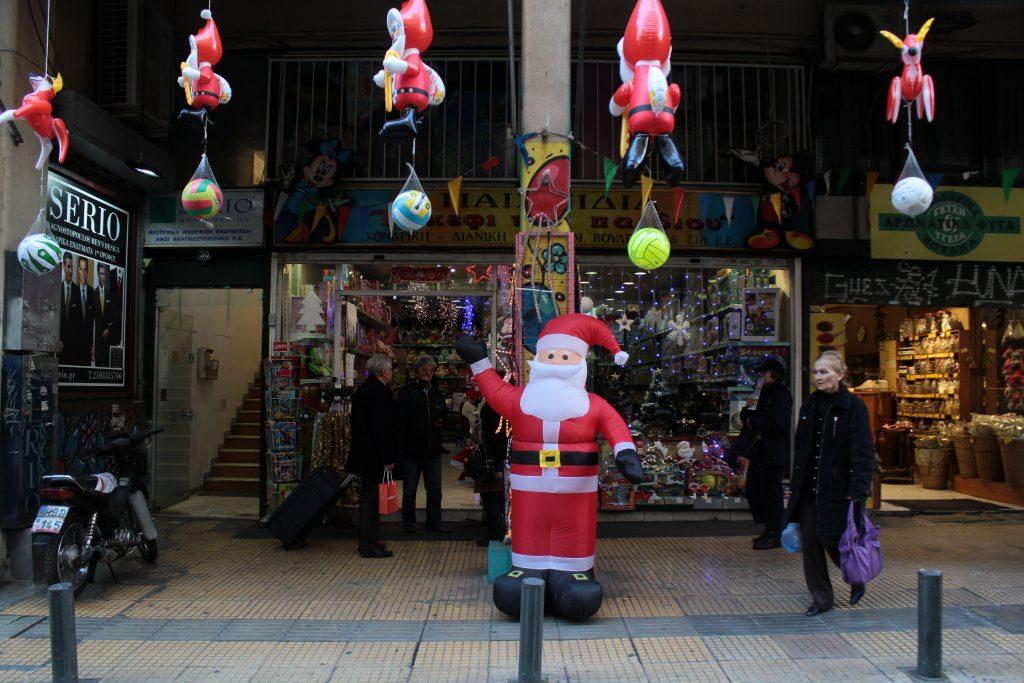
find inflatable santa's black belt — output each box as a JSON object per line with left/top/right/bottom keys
{"left": 510, "top": 450, "right": 599, "bottom": 467}
{"left": 396, "top": 87, "right": 429, "bottom": 96}
{"left": 628, "top": 104, "right": 677, "bottom": 117}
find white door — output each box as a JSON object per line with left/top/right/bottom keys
{"left": 152, "top": 305, "right": 194, "bottom": 509}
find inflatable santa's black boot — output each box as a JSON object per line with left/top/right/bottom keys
{"left": 546, "top": 569, "right": 603, "bottom": 620}
{"left": 493, "top": 566, "right": 548, "bottom": 619}
{"left": 620, "top": 134, "right": 650, "bottom": 188}
{"left": 657, "top": 134, "right": 685, "bottom": 186}
{"left": 379, "top": 107, "right": 421, "bottom": 146}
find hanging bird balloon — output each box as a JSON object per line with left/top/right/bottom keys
{"left": 880, "top": 18, "right": 935, "bottom": 124}
{"left": 177, "top": 9, "right": 232, "bottom": 127}
{"left": 0, "top": 74, "right": 69, "bottom": 170}
{"left": 373, "top": 0, "right": 445, "bottom": 145}
{"left": 609, "top": 0, "right": 684, "bottom": 188}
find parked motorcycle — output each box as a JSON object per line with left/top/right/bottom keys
{"left": 32, "top": 428, "right": 162, "bottom": 596}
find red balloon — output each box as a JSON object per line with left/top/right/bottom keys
{"left": 622, "top": 0, "right": 672, "bottom": 65}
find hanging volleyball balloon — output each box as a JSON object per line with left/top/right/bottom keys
{"left": 391, "top": 163, "right": 431, "bottom": 232}
{"left": 181, "top": 154, "right": 223, "bottom": 224}
{"left": 891, "top": 146, "right": 933, "bottom": 218}
{"left": 17, "top": 209, "right": 62, "bottom": 275}
{"left": 627, "top": 200, "right": 671, "bottom": 270}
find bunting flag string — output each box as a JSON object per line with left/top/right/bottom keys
{"left": 640, "top": 175, "right": 654, "bottom": 209}
{"left": 865, "top": 171, "right": 880, "bottom": 197}
{"left": 722, "top": 196, "right": 734, "bottom": 227}
{"left": 672, "top": 187, "right": 685, "bottom": 226}
{"left": 769, "top": 193, "right": 782, "bottom": 221}
{"left": 603, "top": 158, "right": 618, "bottom": 200}
{"left": 836, "top": 168, "right": 852, "bottom": 195}
{"left": 1004, "top": 168, "right": 1021, "bottom": 201}
{"left": 447, "top": 176, "right": 463, "bottom": 216}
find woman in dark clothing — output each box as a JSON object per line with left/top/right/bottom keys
{"left": 475, "top": 400, "right": 508, "bottom": 546}
{"left": 740, "top": 356, "right": 793, "bottom": 550}
{"left": 784, "top": 350, "right": 875, "bottom": 616}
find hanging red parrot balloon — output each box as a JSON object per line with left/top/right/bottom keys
{"left": 177, "top": 9, "right": 232, "bottom": 127}
{"left": 0, "top": 74, "right": 68, "bottom": 170}
{"left": 373, "top": 0, "right": 445, "bottom": 145}
{"left": 880, "top": 18, "right": 935, "bottom": 124}
{"left": 609, "top": 0, "right": 684, "bottom": 188}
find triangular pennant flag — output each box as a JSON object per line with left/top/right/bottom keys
{"left": 865, "top": 171, "right": 880, "bottom": 197}
{"left": 926, "top": 172, "right": 943, "bottom": 190}
{"left": 769, "top": 193, "right": 782, "bottom": 220}
{"left": 1003, "top": 168, "right": 1021, "bottom": 201}
{"left": 750, "top": 194, "right": 761, "bottom": 217}
{"left": 699, "top": 194, "right": 714, "bottom": 221}
{"left": 672, "top": 187, "right": 685, "bottom": 226}
{"left": 806, "top": 180, "right": 816, "bottom": 205}
{"left": 722, "top": 196, "right": 735, "bottom": 227}
{"left": 837, "top": 168, "right": 851, "bottom": 195}
{"left": 640, "top": 175, "right": 654, "bottom": 209}
{"left": 603, "top": 158, "right": 618, "bottom": 200}
{"left": 447, "top": 176, "right": 463, "bottom": 216}
{"left": 480, "top": 156, "right": 500, "bottom": 171}
{"left": 822, "top": 171, "right": 831, "bottom": 196}
{"left": 388, "top": 202, "right": 395, "bottom": 236}
{"left": 790, "top": 190, "right": 801, "bottom": 212}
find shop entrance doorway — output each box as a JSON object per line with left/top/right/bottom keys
{"left": 151, "top": 288, "right": 265, "bottom": 518}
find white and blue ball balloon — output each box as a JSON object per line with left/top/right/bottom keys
{"left": 391, "top": 190, "right": 432, "bottom": 232}
{"left": 891, "top": 176, "right": 933, "bottom": 218}
{"left": 17, "top": 233, "right": 62, "bottom": 275}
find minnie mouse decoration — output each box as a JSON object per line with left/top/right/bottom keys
{"left": 879, "top": 18, "right": 935, "bottom": 124}
{"left": 178, "top": 9, "right": 232, "bottom": 127}
{"left": 0, "top": 74, "right": 68, "bottom": 170}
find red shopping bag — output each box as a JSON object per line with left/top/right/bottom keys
{"left": 378, "top": 469, "right": 399, "bottom": 515}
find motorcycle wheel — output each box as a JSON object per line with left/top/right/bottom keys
{"left": 40, "top": 513, "right": 92, "bottom": 597}
{"left": 138, "top": 538, "right": 158, "bottom": 563}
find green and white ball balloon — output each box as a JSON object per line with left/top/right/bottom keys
{"left": 17, "top": 234, "right": 62, "bottom": 275}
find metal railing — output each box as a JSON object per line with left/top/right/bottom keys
{"left": 266, "top": 56, "right": 805, "bottom": 186}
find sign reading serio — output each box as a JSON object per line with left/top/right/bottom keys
{"left": 46, "top": 172, "right": 130, "bottom": 388}
{"left": 143, "top": 190, "right": 264, "bottom": 247}
{"left": 871, "top": 184, "right": 1022, "bottom": 261}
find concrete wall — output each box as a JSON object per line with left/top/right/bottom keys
{"left": 154, "top": 288, "right": 263, "bottom": 490}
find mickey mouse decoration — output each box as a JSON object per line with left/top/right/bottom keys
{"left": 725, "top": 148, "right": 815, "bottom": 251}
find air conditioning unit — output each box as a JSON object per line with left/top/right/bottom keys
{"left": 96, "top": 0, "right": 173, "bottom": 137}
{"left": 821, "top": 2, "right": 903, "bottom": 70}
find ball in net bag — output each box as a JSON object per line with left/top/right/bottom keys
{"left": 182, "top": 178, "right": 224, "bottom": 219}
{"left": 391, "top": 189, "right": 431, "bottom": 232}
{"left": 891, "top": 146, "right": 933, "bottom": 218}
{"left": 627, "top": 201, "right": 670, "bottom": 270}
{"left": 17, "top": 232, "right": 62, "bottom": 275}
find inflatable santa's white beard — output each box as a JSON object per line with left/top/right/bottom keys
{"left": 520, "top": 359, "right": 590, "bottom": 422}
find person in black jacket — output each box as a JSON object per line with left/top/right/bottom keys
{"left": 348, "top": 354, "right": 398, "bottom": 558}
{"left": 784, "top": 350, "right": 875, "bottom": 616}
{"left": 397, "top": 355, "right": 448, "bottom": 533}
{"left": 476, "top": 396, "right": 508, "bottom": 547}
{"left": 740, "top": 356, "right": 793, "bottom": 550}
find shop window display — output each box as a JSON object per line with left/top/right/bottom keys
{"left": 582, "top": 263, "right": 793, "bottom": 510}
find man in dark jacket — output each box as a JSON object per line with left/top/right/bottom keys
{"left": 397, "top": 355, "right": 448, "bottom": 533}
{"left": 740, "top": 356, "right": 793, "bottom": 550}
{"left": 348, "top": 354, "right": 398, "bottom": 558}
{"left": 93, "top": 263, "right": 120, "bottom": 367}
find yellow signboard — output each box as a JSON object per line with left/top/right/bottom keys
{"left": 870, "top": 184, "right": 1023, "bottom": 261}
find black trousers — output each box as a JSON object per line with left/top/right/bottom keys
{"left": 798, "top": 494, "right": 845, "bottom": 609}
{"left": 480, "top": 489, "right": 506, "bottom": 541}
{"left": 401, "top": 457, "right": 443, "bottom": 527}
{"left": 746, "top": 463, "right": 784, "bottom": 534}
{"left": 358, "top": 478, "right": 381, "bottom": 553}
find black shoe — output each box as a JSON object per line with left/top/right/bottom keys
{"left": 850, "top": 584, "right": 866, "bottom": 606}
{"left": 379, "top": 107, "right": 420, "bottom": 145}
{"left": 657, "top": 134, "right": 685, "bottom": 186}
{"left": 177, "top": 107, "right": 209, "bottom": 128}
{"left": 751, "top": 528, "right": 770, "bottom": 544}
{"left": 493, "top": 566, "right": 548, "bottom": 619}
{"left": 621, "top": 134, "right": 650, "bottom": 188}
{"left": 359, "top": 547, "right": 394, "bottom": 558}
{"left": 402, "top": 525, "right": 416, "bottom": 534}
{"left": 546, "top": 569, "right": 604, "bottom": 621}
{"left": 804, "top": 603, "right": 832, "bottom": 617}
{"left": 425, "top": 525, "right": 450, "bottom": 534}
{"left": 752, "top": 533, "right": 781, "bottom": 550}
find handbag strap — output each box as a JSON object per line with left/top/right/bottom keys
{"left": 382, "top": 468, "right": 393, "bottom": 484}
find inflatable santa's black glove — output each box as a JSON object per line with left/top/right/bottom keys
{"left": 456, "top": 335, "right": 489, "bottom": 364}
{"left": 615, "top": 449, "right": 646, "bottom": 484}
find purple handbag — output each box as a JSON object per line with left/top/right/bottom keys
{"left": 839, "top": 501, "right": 882, "bottom": 585}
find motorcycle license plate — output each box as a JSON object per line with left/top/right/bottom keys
{"left": 32, "top": 506, "right": 69, "bottom": 534}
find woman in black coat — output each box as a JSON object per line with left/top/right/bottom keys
{"left": 784, "top": 350, "right": 874, "bottom": 616}
{"left": 475, "top": 400, "right": 508, "bottom": 546}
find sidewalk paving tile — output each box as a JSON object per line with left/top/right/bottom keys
{"left": 773, "top": 633, "right": 863, "bottom": 659}
{"left": 622, "top": 616, "right": 697, "bottom": 637}
{"left": 702, "top": 634, "right": 788, "bottom": 661}
{"left": 717, "top": 658, "right": 815, "bottom": 682}
{"left": 790, "top": 657, "right": 893, "bottom": 682}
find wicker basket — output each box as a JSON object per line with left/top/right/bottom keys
{"left": 915, "top": 447, "right": 951, "bottom": 490}
{"left": 972, "top": 435, "right": 1004, "bottom": 482}
{"left": 999, "top": 438, "right": 1024, "bottom": 487}
{"left": 951, "top": 434, "right": 977, "bottom": 478}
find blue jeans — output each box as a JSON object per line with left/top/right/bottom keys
{"left": 401, "top": 457, "right": 443, "bottom": 528}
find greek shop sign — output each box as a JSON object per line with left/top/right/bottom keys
{"left": 871, "top": 184, "right": 1022, "bottom": 261}
{"left": 143, "top": 190, "right": 264, "bottom": 247}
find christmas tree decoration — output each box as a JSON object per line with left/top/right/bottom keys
{"left": 627, "top": 201, "right": 671, "bottom": 270}
{"left": 609, "top": 0, "right": 684, "bottom": 188}
{"left": 891, "top": 146, "right": 933, "bottom": 217}
{"left": 181, "top": 155, "right": 223, "bottom": 222}
{"left": 392, "top": 164, "right": 432, "bottom": 232}
{"left": 178, "top": 9, "right": 232, "bottom": 127}
{"left": 880, "top": 17, "right": 935, "bottom": 124}
{"left": 17, "top": 229, "right": 62, "bottom": 275}
{"left": 297, "top": 286, "right": 326, "bottom": 333}
{"left": 0, "top": 74, "right": 68, "bottom": 170}
{"left": 373, "top": 0, "right": 445, "bottom": 145}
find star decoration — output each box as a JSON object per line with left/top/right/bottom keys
{"left": 650, "top": 368, "right": 663, "bottom": 380}
{"left": 610, "top": 372, "right": 621, "bottom": 383}
{"left": 615, "top": 313, "right": 635, "bottom": 332}
{"left": 524, "top": 163, "right": 570, "bottom": 226}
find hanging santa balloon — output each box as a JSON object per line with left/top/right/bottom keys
{"left": 0, "top": 74, "right": 69, "bottom": 170}
{"left": 891, "top": 146, "right": 933, "bottom": 218}
{"left": 391, "top": 163, "right": 431, "bottom": 232}
{"left": 373, "top": 0, "right": 445, "bottom": 145}
{"left": 628, "top": 201, "right": 671, "bottom": 270}
{"left": 178, "top": 9, "right": 232, "bottom": 127}
{"left": 608, "top": 0, "right": 684, "bottom": 188}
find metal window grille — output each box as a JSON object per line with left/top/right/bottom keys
{"left": 266, "top": 57, "right": 805, "bottom": 186}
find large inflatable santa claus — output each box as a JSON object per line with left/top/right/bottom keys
{"left": 177, "top": 9, "right": 232, "bottom": 127}
{"left": 457, "top": 314, "right": 645, "bottom": 620}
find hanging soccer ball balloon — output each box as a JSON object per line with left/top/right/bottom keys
{"left": 391, "top": 189, "right": 431, "bottom": 232}
{"left": 17, "top": 233, "right": 62, "bottom": 275}
{"left": 181, "top": 177, "right": 224, "bottom": 219}
{"left": 891, "top": 176, "right": 933, "bottom": 218}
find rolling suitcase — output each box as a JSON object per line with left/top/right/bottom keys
{"left": 267, "top": 468, "right": 354, "bottom": 549}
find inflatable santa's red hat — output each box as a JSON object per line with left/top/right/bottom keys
{"left": 399, "top": 0, "right": 434, "bottom": 52}
{"left": 193, "top": 9, "right": 223, "bottom": 65}
{"left": 622, "top": 0, "right": 672, "bottom": 65}
{"left": 536, "top": 313, "right": 629, "bottom": 366}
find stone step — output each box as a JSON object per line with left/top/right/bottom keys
{"left": 216, "top": 449, "right": 260, "bottom": 464}
{"left": 243, "top": 398, "right": 260, "bottom": 411}
{"left": 231, "top": 422, "right": 260, "bottom": 436}
{"left": 236, "top": 410, "right": 260, "bottom": 422}
{"left": 205, "top": 477, "right": 259, "bottom": 494}
{"left": 211, "top": 462, "right": 260, "bottom": 479}
{"left": 223, "top": 435, "right": 260, "bottom": 450}
{"left": 247, "top": 388, "right": 261, "bottom": 400}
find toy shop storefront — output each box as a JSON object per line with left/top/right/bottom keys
{"left": 265, "top": 182, "right": 807, "bottom": 518}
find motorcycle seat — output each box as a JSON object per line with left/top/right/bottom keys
{"left": 42, "top": 472, "right": 118, "bottom": 494}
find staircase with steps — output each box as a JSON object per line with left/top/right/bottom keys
{"left": 204, "top": 374, "right": 262, "bottom": 495}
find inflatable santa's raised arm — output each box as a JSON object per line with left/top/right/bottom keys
{"left": 456, "top": 314, "right": 645, "bottom": 621}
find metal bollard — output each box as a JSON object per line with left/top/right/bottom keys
{"left": 516, "top": 578, "right": 546, "bottom": 683}
{"left": 48, "top": 582, "right": 79, "bottom": 683}
{"left": 917, "top": 569, "right": 943, "bottom": 680}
